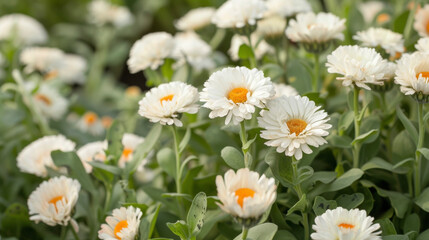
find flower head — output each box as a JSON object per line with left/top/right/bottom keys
{"left": 256, "top": 15, "right": 287, "bottom": 42}
{"left": 20, "top": 47, "right": 64, "bottom": 75}
{"left": 353, "top": 28, "right": 404, "bottom": 57}
{"left": 273, "top": 83, "right": 298, "bottom": 98}
{"left": 77, "top": 111, "right": 105, "bottom": 136}
{"left": 28, "top": 176, "right": 81, "bottom": 226}
{"left": 416, "top": 37, "right": 429, "bottom": 53}
{"left": 395, "top": 52, "right": 429, "bottom": 101}
{"left": 175, "top": 7, "right": 215, "bottom": 31}
{"left": 56, "top": 54, "right": 87, "bottom": 84}
{"left": 28, "top": 82, "right": 69, "bottom": 120}
{"left": 98, "top": 206, "right": 142, "bottom": 240}
{"left": 138, "top": 81, "right": 199, "bottom": 127}
{"left": 0, "top": 14, "right": 47, "bottom": 45}
{"left": 88, "top": 0, "right": 133, "bottom": 28}
{"left": 77, "top": 141, "right": 107, "bottom": 173}
{"left": 311, "top": 207, "right": 381, "bottom": 240}
{"left": 358, "top": 1, "right": 384, "bottom": 23}
{"left": 200, "top": 66, "right": 275, "bottom": 125}
{"left": 171, "top": 32, "right": 214, "bottom": 71}
{"left": 265, "top": 0, "right": 311, "bottom": 18}
{"left": 414, "top": 4, "right": 429, "bottom": 37}
{"left": 229, "top": 34, "right": 274, "bottom": 61}
{"left": 119, "top": 133, "right": 145, "bottom": 168}
{"left": 212, "top": 0, "right": 266, "bottom": 29}
{"left": 258, "top": 96, "right": 331, "bottom": 160}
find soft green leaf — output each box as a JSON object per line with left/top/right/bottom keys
{"left": 287, "top": 194, "right": 307, "bottom": 216}
{"left": 396, "top": 106, "right": 418, "bottom": 145}
{"left": 197, "top": 210, "right": 228, "bottom": 239}
{"left": 327, "top": 134, "right": 352, "bottom": 148}
{"left": 179, "top": 127, "right": 192, "bottom": 153}
{"left": 361, "top": 157, "right": 408, "bottom": 174}
{"left": 106, "top": 121, "right": 125, "bottom": 160}
{"left": 312, "top": 196, "right": 337, "bottom": 215}
{"left": 375, "top": 218, "right": 397, "bottom": 235}
{"left": 238, "top": 44, "right": 255, "bottom": 59}
{"left": 352, "top": 129, "right": 379, "bottom": 145}
{"left": 417, "top": 148, "right": 429, "bottom": 160}
{"left": 1, "top": 203, "right": 30, "bottom": 235}
{"left": 243, "top": 135, "right": 257, "bottom": 151}
{"left": 415, "top": 187, "right": 429, "bottom": 212}
{"left": 297, "top": 166, "right": 314, "bottom": 185}
{"left": 161, "top": 58, "right": 174, "bottom": 81}
{"left": 338, "top": 111, "right": 354, "bottom": 133}
{"left": 187, "top": 192, "right": 207, "bottom": 235}
{"left": 417, "top": 229, "right": 429, "bottom": 240}
{"left": 221, "top": 146, "right": 244, "bottom": 170}
{"left": 273, "top": 230, "right": 297, "bottom": 240}
{"left": 89, "top": 161, "right": 122, "bottom": 175}
{"left": 233, "top": 223, "right": 278, "bottom": 240}
{"left": 383, "top": 236, "right": 409, "bottom": 240}
{"left": 336, "top": 193, "right": 364, "bottom": 210}
{"left": 157, "top": 148, "right": 176, "bottom": 178}
{"left": 167, "top": 220, "right": 189, "bottom": 240}
{"left": 309, "top": 169, "right": 364, "bottom": 199}
{"left": 265, "top": 149, "right": 293, "bottom": 187}
{"left": 404, "top": 213, "right": 420, "bottom": 234}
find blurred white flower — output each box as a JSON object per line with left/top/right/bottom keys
{"left": 28, "top": 176, "right": 80, "bottom": 227}
{"left": 311, "top": 207, "right": 381, "bottom": 240}
{"left": 353, "top": 28, "right": 404, "bottom": 57}
{"left": 127, "top": 32, "right": 175, "bottom": 73}
{"left": 0, "top": 14, "right": 48, "bottom": 45}
{"left": 358, "top": 1, "right": 384, "bottom": 23}
{"left": 258, "top": 96, "right": 331, "bottom": 160}
{"left": 229, "top": 33, "right": 274, "bottom": 61}
{"left": 216, "top": 168, "right": 276, "bottom": 223}
{"left": 27, "top": 82, "right": 69, "bottom": 120}
{"left": 98, "top": 206, "right": 142, "bottom": 240}
{"left": 265, "top": 0, "right": 311, "bottom": 18}
{"left": 77, "top": 141, "right": 107, "bottom": 173}
{"left": 326, "top": 45, "right": 390, "bottom": 90}
{"left": 273, "top": 83, "right": 298, "bottom": 98}
{"left": 20, "top": 47, "right": 64, "bottom": 75}
{"left": 138, "top": 81, "right": 199, "bottom": 127}
{"left": 256, "top": 15, "right": 287, "bottom": 40}
{"left": 118, "top": 133, "right": 144, "bottom": 169}
{"left": 414, "top": 4, "right": 429, "bottom": 37}
{"left": 395, "top": 52, "right": 429, "bottom": 96}
{"left": 17, "top": 135, "right": 75, "bottom": 177}
{"left": 77, "top": 112, "right": 105, "bottom": 136}
{"left": 175, "top": 7, "right": 216, "bottom": 31}
{"left": 88, "top": 0, "right": 133, "bottom": 28}
{"left": 416, "top": 37, "right": 429, "bottom": 53}
{"left": 212, "top": 0, "right": 266, "bottom": 29}
{"left": 57, "top": 54, "right": 87, "bottom": 84}
{"left": 200, "top": 66, "right": 275, "bottom": 125}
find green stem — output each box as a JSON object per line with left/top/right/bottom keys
{"left": 209, "top": 28, "right": 226, "bottom": 50}
{"left": 246, "top": 33, "right": 257, "bottom": 68}
{"left": 172, "top": 126, "right": 186, "bottom": 219}
{"left": 353, "top": 86, "right": 361, "bottom": 168}
{"left": 292, "top": 157, "right": 309, "bottom": 240}
{"left": 241, "top": 226, "right": 249, "bottom": 240}
{"left": 70, "top": 223, "right": 80, "bottom": 240}
{"left": 312, "top": 53, "right": 320, "bottom": 92}
{"left": 60, "top": 225, "right": 67, "bottom": 240}
{"left": 240, "top": 121, "right": 249, "bottom": 168}
{"left": 403, "top": 0, "right": 419, "bottom": 40}
{"left": 104, "top": 183, "right": 112, "bottom": 212}
{"left": 414, "top": 103, "right": 425, "bottom": 197}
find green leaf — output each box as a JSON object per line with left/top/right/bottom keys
{"left": 417, "top": 229, "right": 429, "bottom": 240}
{"left": 167, "top": 220, "right": 189, "bottom": 240}
{"left": 309, "top": 169, "right": 364, "bottom": 199}
{"left": 238, "top": 44, "right": 255, "bottom": 59}
{"left": 297, "top": 166, "right": 314, "bottom": 185}
{"left": 106, "top": 121, "right": 125, "bottom": 161}
{"left": 179, "top": 127, "right": 192, "bottom": 154}
{"left": 393, "top": 10, "right": 410, "bottom": 33}
{"left": 265, "top": 149, "right": 293, "bottom": 188}
{"left": 327, "top": 134, "right": 352, "bottom": 148}
{"left": 312, "top": 196, "right": 337, "bottom": 215}
{"left": 336, "top": 193, "right": 364, "bottom": 210}
{"left": 221, "top": 146, "right": 244, "bottom": 170}
{"left": 161, "top": 58, "right": 174, "bottom": 81}
{"left": 197, "top": 210, "right": 228, "bottom": 239}
{"left": 383, "top": 236, "right": 409, "bottom": 240}
{"left": 415, "top": 187, "right": 429, "bottom": 212}
{"left": 396, "top": 106, "right": 418, "bottom": 145}
{"left": 352, "top": 129, "right": 379, "bottom": 145}
{"left": 187, "top": 192, "right": 207, "bottom": 235}
{"left": 1, "top": 203, "right": 30, "bottom": 235}
{"left": 302, "top": 171, "right": 337, "bottom": 191}
{"left": 361, "top": 157, "right": 408, "bottom": 174}
{"left": 404, "top": 213, "right": 420, "bottom": 234}
{"left": 243, "top": 135, "right": 257, "bottom": 151}
{"left": 287, "top": 59, "right": 312, "bottom": 93}
{"left": 375, "top": 218, "right": 396, "bottom": 235}
{"left": 338, "top": 111, "right": 354, "bottom": 133}
{"left": 273, "top": 230, "right": 297, "bottom": 240}
{"left": 157, "top": 148, "right": 176, "bottom": 178}
{"left": 287, "top": 194, "right": 307, "bottom": 216}
{"left": 417, "top": 148, "right": 429, "bottom": 160}
{"left": 89, "top": 161, "right": 122, "bottom": 175}
{"left": 233, "top": 223, "right": 278, "bottom": 240}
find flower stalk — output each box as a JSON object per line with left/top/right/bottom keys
{"left": 171, "top": 126, "right": 186, "bottom": 219}
{"left": 414, "top": 103, "right": 425, "bottom": 197}
{"left": 241, "top": 226, "right": 249, "bottom": 240}
{"left": 353, "top": 86, "right": 361, "bottom": 168}
{"left": 292, "top": 156, "right": 309, "bottom": 240}
{"left": 240, "top": 121, "right": 250, "bottom": 168}
{"left": 312, "top": 53, "right": 320, "bottom": 92}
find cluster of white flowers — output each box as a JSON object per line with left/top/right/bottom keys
{"left": 212, "top": 0, "right": 266, "bottom": 29}
{"left": 0, "top": 14, "right": 47, "bottom": 45}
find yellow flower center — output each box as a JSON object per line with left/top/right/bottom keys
{"left": 114, "top": 220, "right": 128, "bottom": 239}
{"left": 125, "top": 86, "right": 141, "bottom": 97}
{"left": 84, "top": 112, "right": 98, "bottom": 125}
{"left": 416, "top": 72, "right": 429, "bottom": 80}
{"left": 48, "top": 195, "right": 64, "bottom": 212}
{"left": 286, "top": 119, "right": 308, "bottom": 135}
{"left": 338, "top": 223, "right": 355, "bottom": 229}
{"left": 426, "top": 21, "right": 429, "bottom": 34}
{"left": 160, "top": 94, "right": 174, "bottom": 105}
{"left": 101, "top": 116, "right": 113, "bottom": 129}
{"left": 122, "top": 148, "right": 133, "bottom": 160}
{"left": 35, "top": 94, "right": 52, "bottom": 106}
{"left": 235, "top": 188, "right": 255, "bottom": 208}
{"left": 228, "top": 88, "right": 249, "bottom": 103}
{"left": 44, "top": 70, "right": 58, "bottom": 80}
{"left": 376, "top": 13, "right": 390, "bottom": 24}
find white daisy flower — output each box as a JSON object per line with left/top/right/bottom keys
{"left": 118, "top": 133, "right": 144, "bottom": 168}
{"left": 395, "top": 52, "right": 429, "bottom": 96}
{"left": 416, "top": 37, "right": 429, "bottom": 53}
{"left": 175, "top": 7, "right": 216, "bottom": 31}
{"left": 256, "top": 15, "right": 287, "bottom": 41}
{"left": 273, "top": 83, "right": 298, "bottom": 98}
{"left": 414, "top": 4, "right": 429, "bottom": 37}
{"left": 286, "top": 12, "right": 346, "bottom": 44}
{"left": 77, "top": 141, "right": 107, "bottom": 173}
{"left": 17, "top": 135, "right": 76, "bottom": 177}
{"left": 98, "top": 206, "right": 142, "bottom": 240}
{"left": 76, "top": 112, "right": 105, "bottom": 136}
{"left": 311, "top": 207, "right": 381, "bottom": 240}
{"left": 88, "top": 0, "right": 133, "bottom": 28}
{"left": 28, "top": 83, "right": 69, "bottom": 120}
{"left": 57, "top": 54, "right": 87, "bottom": 84}
{"left": 200, "top": 66, "right": 275, "bottom": 125}
{"left": 265, "top": 0, "right": 312, "bottom": 18}
{"left": 258, "top": 95, "right": 331, "bottom": 160}
{"left": 127, "top": 32, "right": 175, "bottom": 73}
{"left": 228, "top": 33, "right": 274, "bottom": 61}
{"left": 20, "top": 47, "right": 64, "bottom": 76}
{"left": 0, "top": 14, "right": 47, "bottom": 45}
{"left": 212, "top": 0, "right": 266, "bottom": 29}
{"left": 326, "top": 45, "right": 390, "bottom": 90}
{"left": 138, "top": 81, "right": 199, "bottom": 127}
{"left": 216, "top": 168, "right": 276, "bottom": 224}
{"left": 353, "top": 28, "right": 404, "bottom": 57}
{"left": 28, "top": 176, "right": 81, "bottom": 227}
{"left": 358, "top": 1, "right": 384, "bottom": 23}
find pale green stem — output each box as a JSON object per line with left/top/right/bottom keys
{"left": 292, "top": 157, "right": 309, "bottom": 240}
{"left": 312, "top": 54, "right": 320, "bottom": 92}
{"left": 240, "top": 121, "right": 249, "bottom": 168}
{"left": 172, "top": 126, "right": 186, "bottom": 219}
{"left": 414, "top": 103, "right": 425, "bottom": 197}
{"left": 60, "top": 225, "right": 67, "bottom": 240}
{"left": 246, "top": 33, "right": 257, "bottom": 68}
{"left": 70, "top": 223, "right": 80, "bottom": 240}
{"left": 241, "top": 226, "right": 249, "bottom": 240}
{"left": 353, "top": 86, "right": 361, "bottom": 168}
{"left": 404, "top": 0, "right": 419, "bottom": 40}
{"left": 209, "top": 28, "right": 226, "bottom": 49}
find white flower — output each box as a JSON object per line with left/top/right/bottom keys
{"left": 20, "top": 47, "right": 64, "bottom": 75}
{"left": 171, "top": 32, "right": 215, "bottom": 71}
{"left": 57, "top": 54, "right": 87, "bottom": 84}
{"left": 200, "top": 66, "right": 275, "bottom": 125}
{"left": 212, "top": 0, "right": 266, "bottom": 29}
{"left": 229, "top": 34, "right": 274, "bottom": 61}
{"left": 326, "top": 45, "right": 390, "bottom": 90}
{"left": 358, "top": 1, "right": 384, "bottom": 23}
{"left": 286, "top": 12, "right": 346, "bottom": 43}
{"left": 265, "top": 0, "right": 311, "bottom": 18}
{"left": 77, "top": 112, "right": 105, "bottom": 136}
{"left": 77, "top": 141, "right": 107, "bottom": 173}
{"left": 0, "top": 14, "right": 47, "bottom": 45}
{"left": 28, "top": 83, "right": 69, "bottom": 120}
{"left": 395, "top": 52, "right": 429, "bottom": 96}
{"left": 127, "top": 32, "right": 175, "bottom": 73}
{"left": 138, "top": 81, "right": 199, "bottom": 127}
{"left": 258, "top": 96, "right": 331, "bottom": 160}
{"left": 414, "top": 5, "right": 429, "bottom": 37}
{"left": 28, "top": 176, "right": 80, "bottom": 226}
{"left": 311, "top": 207, "right": 381, "bottom": 240}
{"left": 118, "top": 133, "right": 144, "bottom": 168}
{"left": 88, "top": 0, "right": 133, "bottom": 28}
{"left": 17, "top": 135, "right": 75, "bottom": 177}
{"left": 216, "top": 168, "right": 276, "bottom": 220}
{"left": 353, "top": 28, "right": 404, "bottom": 56}
{"left": 175, "top": 7, "right": 216, "bottom": 31}
{"left": 98, "top": 206, "right": 142, "bottom": 240}
{"left": 256, "top": 15, "right": 287, "bottom": 39}
{"left": 416, "top": 37, "right": 429, "bottom": 53}
{"left": 273, "top": 83, "right": 298, "bottom": 98}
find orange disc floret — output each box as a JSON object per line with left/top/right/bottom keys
{"left": 228, "top": 87, "right": 249, "bottom": 103}
{"left": 286, "top": 119, "right": 308, "bottom": 135}
{"left": 235, "top": 188, "right": 255, "bottom": 208}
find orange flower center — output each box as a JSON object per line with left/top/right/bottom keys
{"left": 416, "top": 72, "right": 429, "bottom": 80}
{"left": 160, "top": 94, "right": 174, "bottom": 105}
{"left": 114, "top": 220, "right": 128, "bottom": 239}
{"left": 122, "top": 148, "right": 133, "bottom": 160}
{"left": 235, "top": 188, "right": 255, "bottom": 208}
{"left": 84, "top": 112, "right": 98, "bottom": 125}
{"left": 101, "top": 116, "right": 113, "bottom": 129}
{"left": 44, "top": 70, "right": 58, "bottom": 80}
{"left": 35, "top": 94, "right": 52, "bottom": 105}
{"left": 228, "top": 88, "right": 249, "bottom": 103}
{"left": 286, "top": 119, "right": 308, "bottom": 135}
{"left": 376, "top": 13, "right": 390, "bottom": 24}
{"left": 48, "top": 195, "right": 64, "bottom": 212}
{"left": 338, "top": 223, "right": 355, "bottom": 229}
{"left": 125, "top": 86, "right": 141, "bottom": 97}
{"left": 426, "top": 21, "right": 429, "bottom": 34}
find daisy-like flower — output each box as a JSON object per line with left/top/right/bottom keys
{"left": 228, "top": 34, "right": 274, "bottom": 61}
{"left": 326, "top": 45, "right": 390, "bottom": 90}
{"left": 0, "top": 14, "right": 48, "bottom": 45}
{"left": 56, "top": 54, "right": 87, "bottom": 84}
{"left": 353, "top": 28, "right": 404, "bottom": 57}
{"left": 416, "top": 37, "right": 429, "bottom": 53}
{"left": 77, "top": 141, "right": 107, "bottom": 173}
{"left": 273, "top": 83, "right": 298, "bottom": 98}
{"left": 175, "top": 7, "right": 216, "bottom": 31}
{"left": 28, "top": 176, "right": 81, "bottom": 227}
{"left": 98, "top": 206, "right": 142, "bottom": 240}
{"left": 258, "top": 96, "right": 331, "bottom": 160}
{"left": 127, "top": 32, "right": 175, "bottom": 73}
{"left": 265, "top": 0, "right": 311, "bottom": 18}
{"left": 395, "top": 52, "right": 429, "bottom": 101}
{"left": 216, "top": 168, "right": 276, "bottom": 226}
{"left": 138, "top": 81, "right": 199, "bottom": 127}
{"left": 358, "top": 1, "right": 384, "bottom": 23}
{"left": 88, "top": 0, "right": 133, "bottom": 28}
{"left": 256, "top": 15, "right": 287, "bottom": 44}
{"left": 20, "top": 47, "right": 64, "bottom": 76}
{"left": 414, "top": 4, "right": 429, "bottom": 37}
{"left": 118, "top": 133, "right": 144, "bottom": 168}
{"left": 77, "top": 112, "right": 105, "bottom": 136}
{"left": 200, "top": 66, "right": 275, "bottom": 125}
{"left": 311, "top": 207, "right": 381, "bottom": 240}
{"left": 17, "top": 135, "right": 76, "bottom": 177}
{"left": 372, "top": 62, "right": 397, "bottom": 92}
{"left": 212, "top": 0, "right": 266, "bottom": 29}
{"left": 28, "top": 83, "right": 69, "bottom": 120}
